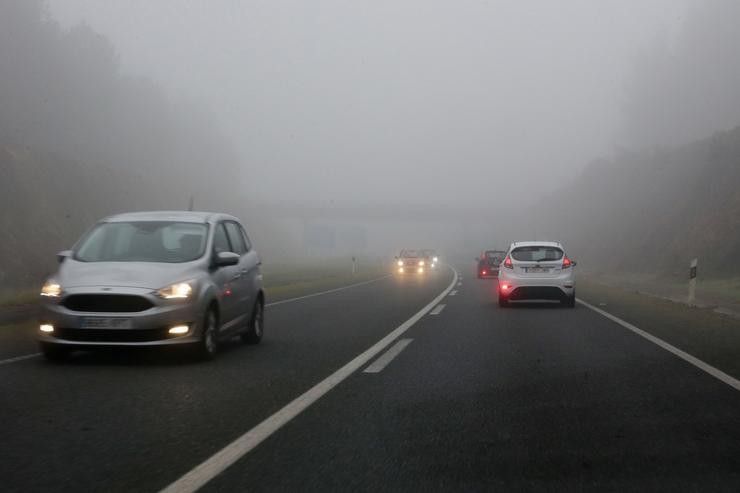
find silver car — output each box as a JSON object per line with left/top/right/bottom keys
{"left": 38, "top": 211, "right": 264, "bottom": 361}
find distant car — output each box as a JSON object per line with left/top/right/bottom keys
{"left": 497, "top": 241, "right": 576, "bottom": 307}
{"left": 476, "top": 250, "right": 506, "bottom": 278}
{"left": 422, "top": 249, "right": 439, "bottom": 270}
{"left": 395, "top": 249, "right": 428, "bottom": 274}
{"left": 37, "top": 211, "right": 265, "bottom": 361}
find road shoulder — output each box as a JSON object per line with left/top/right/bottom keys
{"left": 580, "top": 278, "right": 740, "bottom": 380}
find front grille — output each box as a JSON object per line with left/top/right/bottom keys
{"left": 509, "top": 286, "right": 565, "bottom": 301}
{"left": 54, "top": 327, "right": 171, "bottom": 342}
{"left": 62, "top": 294, "right": 154, "bottom": 312}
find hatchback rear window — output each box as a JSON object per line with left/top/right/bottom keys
{"left": 511, "top": 246, "right": 563, "bottom": 262}
{"left": 485, "top": 251, "right": 506, "bottom": 264}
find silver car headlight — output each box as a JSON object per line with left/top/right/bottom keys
{"left": 397, "top": 260, "right": 404, "bottom": 266}
{"left": 156, "top": 281, "right": 194, "bottom": 299}
{"left": 40, "top": 280, "right": 63, "bottom": 298}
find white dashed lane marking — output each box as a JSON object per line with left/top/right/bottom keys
{"left": 363, "top": 339, "right": 413, "bottom": 373}
{"left": 430, "top": 304, "right": 446, "bottom": 315}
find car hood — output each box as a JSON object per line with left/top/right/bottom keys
{"left": 57, "top": 260, "right": 202, "bottom": 290}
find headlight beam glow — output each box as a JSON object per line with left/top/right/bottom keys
{"left": 40, "top": 282, "right": 62, "bottom": 297}
{"left": 168, "top": 325, "right": 189, "bottom": 335}
{"left": 157, "top": 282, "right": 193, "bottom": 299}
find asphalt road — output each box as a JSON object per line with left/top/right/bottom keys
{"left": 2, "top": 264, "right": 740, "bottom": 492}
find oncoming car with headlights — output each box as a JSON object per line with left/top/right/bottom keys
{"left": 422, "top": 249, "right": 439, "bottom": 270}
{"left": 394, "top": 249, "right": 428, "bottom": 274}
{"left": 497, "top": 241, "right": 576, "bottom": 308}
{"left": 38, "top": 211, "right": 265, "bottom": 361}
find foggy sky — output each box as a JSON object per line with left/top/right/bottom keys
{"left": 47, "top": 0, "right": 692, "bottom": 207}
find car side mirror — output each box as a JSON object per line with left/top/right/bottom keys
{"left": 57, "top": 250, "right": 72, "bottom": 263}
{"left": 215, "top": 251, "right": 239, "bottom": 267}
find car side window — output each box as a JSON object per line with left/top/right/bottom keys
{"left": 212, "top": 223, "right": 232, "bottom": 254}
{"left": 224, "top": 221, "right": 247, "bottom": 255}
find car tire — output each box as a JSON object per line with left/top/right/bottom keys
{"left": 40, "top": 343, "right": 70, "bottom": 362}
{"left": 195, "top": 308, "right": 219, "bottom": 360}
{"left": 563, "top": 292, "right": 576, "bottom": 308}
{"left": 498, "top": 295, "right": 509, "bottom": 308}
{"left": 241, "top": 298, "right": 264, "bottom": 345}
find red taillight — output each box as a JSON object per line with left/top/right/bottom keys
{"left": 562, "top": 256, "right": 572, "bottom": 269}
{"left": 501, "top": 284, "right": 510, "bottom": 291}
{"left": 482, "top": 270, "right": 487, "bottom": 275}
{"left": 503, "top": 255, "right": 513, "bottom": 269}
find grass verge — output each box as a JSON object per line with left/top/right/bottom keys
{"left": 0, "top": 290, "right": 38, "bottom": 308}
{"left": 264, "top": 265, "right": 388, "bottom": 302}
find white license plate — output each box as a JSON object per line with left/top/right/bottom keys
{"left": 527, "top": 267, "right": 549, "bottom": 274}
{"left": 80, "top": 317, "right": 132, "bottom": 329}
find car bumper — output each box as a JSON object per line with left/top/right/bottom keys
{"left": 498, "top": 271, "right": 575, "bottom": 300}
{"left": 395, "top": 266, "right": 428, "bottom": 274}
{"left": 38, "top": 288, "right": 204, "bottom": 347}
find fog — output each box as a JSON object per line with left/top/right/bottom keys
{"left": 3, "top": 0, "right": 740, "bottom": 288}
{"left": 47, "top": 0, "right": 689, "bottom": 206}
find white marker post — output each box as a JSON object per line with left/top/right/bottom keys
{"left": 352, "top": 256, "right": 357, "bottom": 275}
{"left": 688, "top": 258, "right": 698, "bottom": 306}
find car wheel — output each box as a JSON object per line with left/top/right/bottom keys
{"left": 241, "top": 299, "right": 264, "bottom": 345}
{"left": 498, "top": 295, "right": 509, "bottom": 308}
{"left": 40, "top": 343, "right": 70, "bottom": 362}
{"left": 195, "top": 308, "right": 219, "bottom": 360}
{"left": 563, "top": 292, "right": 576, "bottom": 308}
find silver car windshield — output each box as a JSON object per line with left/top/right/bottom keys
{"left": 75, "top": 221, "right": 209, "bottom": 263}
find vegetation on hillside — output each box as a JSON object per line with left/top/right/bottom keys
{"left": 0, "top": 0, "right": 241, "bottom": 290}
{"left": 540, "top": 126, "right": 740, "bottom": 279}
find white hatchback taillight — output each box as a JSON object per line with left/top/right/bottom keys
{"left": 503, "top": 255, "right": 513, "bottom": 269}
{"left": 562, "top": 256, "right": 572, "bottom": 269}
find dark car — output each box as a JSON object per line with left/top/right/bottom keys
{"left": 476, "top": 250, "right": 506, "bottom": 278}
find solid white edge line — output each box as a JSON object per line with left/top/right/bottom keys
{"left": 363, "top": 338, "right": 413, "bottom": 374}
{"left": 0, "top": 353, "right": 41, "bottom": 366}
{"left": 159, "top": 267, "right": 459, "bottom": 493}
{"left": 265, "top": 275, "right": 391, "bottom": 307}
{"left": 577, "top": 298, "right": 740, "bottom": 392}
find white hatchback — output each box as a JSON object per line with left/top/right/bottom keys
{"left": 497, "top": 241, "right": 576, "bottom": 308}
